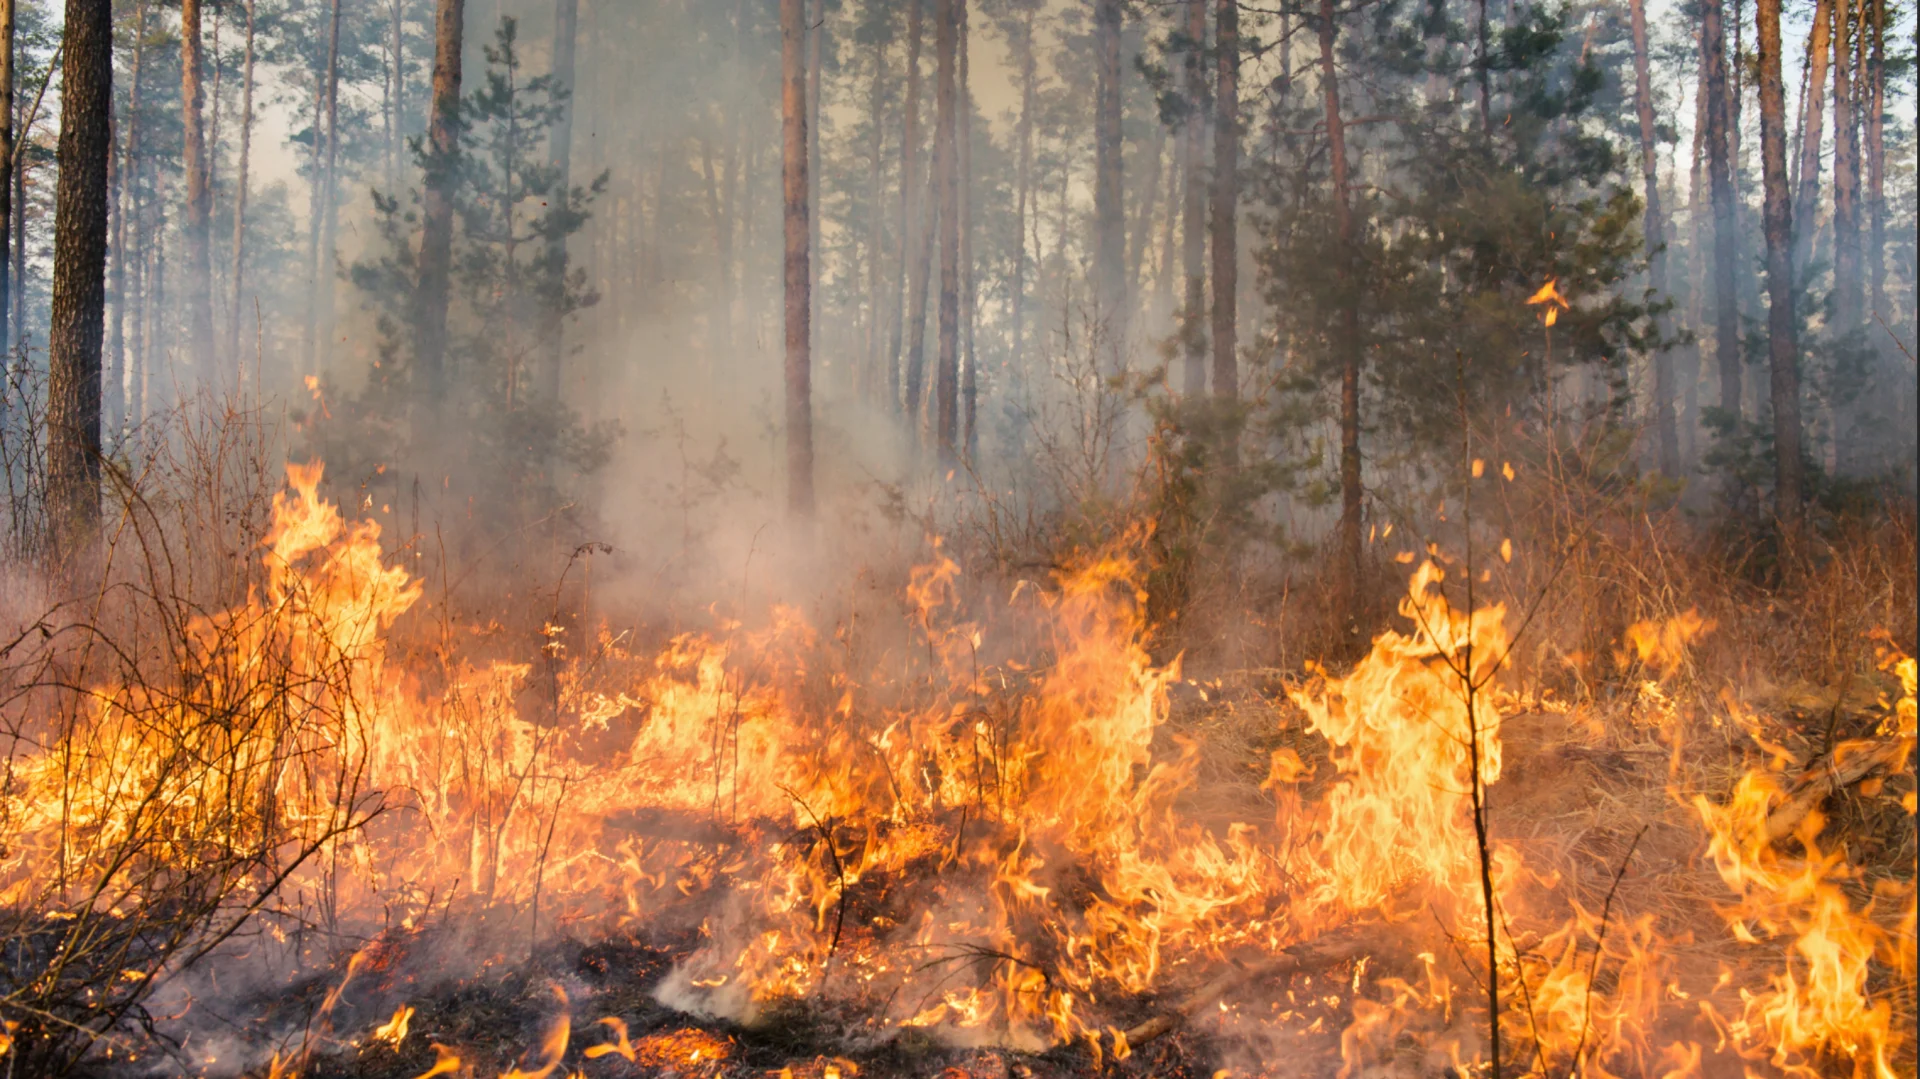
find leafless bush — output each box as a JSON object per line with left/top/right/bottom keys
{"left": 0, "top": 398, "right": 397, "bottom": 1074}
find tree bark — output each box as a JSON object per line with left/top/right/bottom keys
{"left": 1317, "top": 0, "right": 1363, "bottom": 622}
{"left": 1682, "top": 28, "right": 1708, "bottom": 466}
{"left": 543, "top": 0, "right": 579, "bottom": 400}
{"left": 933, "top": 0, "right": 959, "bottom": 464}
{"left": 316, "top": 0, "right": 343, "bottom": 374}
{"left": 1008, "top": 6, "right": 1034, "bottom": 389}
{"left": 862, "top": 33, "right": 889, "bottom": 404}
{"left": 900, "top": 0, "right": 932, "bottom": 424}
{"left": 1703, "top": 0, "right": 1741, "bottom": 422}
{"left": 1179, "top": 0, "right": 1207, "bottom": 395}
{"left": 806, "top": 0, "right": 822, "bottom": 370}
{"left": 1093, "top": 0, "right": 1125, "bottom": 372}
{"left": 227, "top": 0, "right": 256, "bottom": 384}
{"left": 0, "top": 0, "right": 12, "bottom": 359}
{"left": 1209, "top": 0, "right": 1237, "bottom": 402}
{"left": 1791, "top": 0, "right": 1831, "bottom": 282}
{"left": 115, "top": 0, "right": 149, "bottom": 411}
{"left": 1831, "top": 0, "right": 1860, "bottom": 334}
{"left": 1865, "top": 0, "right": 1885, "bottom": 326}
{"left": 1630, "top": 0, "right": 1677, "bottom": 475}
{"left": 181, "top": 0, "right": 214, "bottom": 379}
{"left": 47, "top": 0, "right": 114, "bottom": 551}
{"left": 1757, "top": 0, "right": 1801, "bottom": 532}
{"left": 781, "top": 0, "right": 814, "bottom": 516}
{"left": 959, "top": 0, "right": 976, "bottom": 462}
{"left": 416, "top": 0, "right": 466, "bottom": 410}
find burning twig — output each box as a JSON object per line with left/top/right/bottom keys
{"left": 1762, "top": 736, "right": 1912, "bottom": 845}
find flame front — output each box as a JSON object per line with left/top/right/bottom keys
{"left": 1, "top": 465, "right": 1909, "bottom": 1076}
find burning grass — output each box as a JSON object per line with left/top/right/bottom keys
{"left": 0, "top": 456, "right": 1912, "bottom": 1078}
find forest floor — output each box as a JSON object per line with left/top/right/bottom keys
{"left": 260, "top": 657, "right": 1912, "bottom": 1079}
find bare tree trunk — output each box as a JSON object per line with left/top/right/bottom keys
{"left": 1681, "top": 31, "right": 1708, "bottom": 466}
{"left": 1093, "top": 0, "right": 1125, "bottom": 372}
{"left": 12, "top": 128, "right": 24, "bottom": 352}
{"left": 1865, "top": 0, "right": 1885, "bottom": 326}
{"left": 1180, "top": 0, "right": 1207, "bottom": 395}
{"left": 806, "top": 0, "right": 822, "bottom": 370}
{"left": 47, "top": 0, "right": 114, "bottom": 550}
{"left": 1757, "top": 0, "right": 1801, "bottom": 531}
{"left": 1008, "top": 6, "right": 1033, "bottom": 389}
{"left": 389, "top": 0, "right": 405, "bottom": 190}
{"left": 1831, "top": 0, "right": 1860, "bottom": 334}
{"left": 543, "top": 0, "right": 579, "bottom": 400}
{"left": 1791, "top": 0, "right": 1831, "bottom": 281}
{"left": 416, "top": 0, "right": 466, "bottom": 411}
{"left": 1209, "top": 0, "right": 1237, "bottom": 402}
{"left": 933, "top": 0, "right": 959, "bottom": 464}
{"left": 1703, "top": 0, "right": 1741, "bottom": 422}
{"left": 227, "top": 0, "right": 255, "bottom": 384}
{"left": 896, "top": 0, "right": 927, "bottom": 421}
{"left": 862, "top": 33, "right": 889, "bottom": 405}
{"left": 1630, "top": 0, "right": 1677, "bottom": 474}
{"left": 115, "top": 0, "right": 148, "bottom": 403}
{"left": 959, "top": 0, "right": 976, "bottom": 461}
{"left": 315, "top": 0, "right": 343, "bottom": 374}
{"left": 781, "top": 0, "right": 814, "bottom": 516}
{"left": 1317, "top": 0, "right": 1363, "bottom": 622}
{"left": 0, "top": 0, "right": 12, "bottom": 360}
{"left": 181, "top": 0, "right": 215, "bottom": 380}
{"left": 1475, "top": 0, "right": 1491, "bottom": 133}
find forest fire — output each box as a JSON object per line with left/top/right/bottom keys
{"left": 0, "top": 466, "right": 1909, "bottom": 1076}
{"left": 0, "top": 0, "right": 1910, "bottom": 1071}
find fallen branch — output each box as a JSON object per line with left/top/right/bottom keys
{"left": 1122, "top": 928, "right": 1372, "bottom": 1047}
{"left": 1764, "top": 736, "right": 1913, "bottom": 844}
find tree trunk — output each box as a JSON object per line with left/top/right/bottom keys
{"left": 1209, "top": 0, "right": 1237, "bottom": 402}
{"left": 1093, "top": 0, "right": 1125, "bottom": 372}
{"left": 389, "top": 0, "right": 405, "bottom": 190}
{"left": 0, "top": 0, "right": 12, "bottom": 360}
{"left": 781, "top": 0, "right": 813, "bottom": 516}
{"left": 227, "top": 0, "right": 255, "bottom": 384}
{"left": 115, "top": 0, "right": 148, "bottom": 407}
{"left": 315, "top": 0, "right": 343, "bottom": 374}
{"left": 1757, "top": 0, "right": 1801, "bottom": 532}
{"left": 1317, "top": 0, "right": 1363, "bottom": 622}
{"left": 862, "top": 34, "right": 889, "bottom": 405}
{"left": 1179, "top": 0, "right": 1206, "bottom": 395}
{"left": 1831, "top": 0, "right": 1859, "bottom": 334}
{"left": 1475, "top": 0, "right": 1491, "bottom": 133}
{"left": 1630, "top": 0, "right": 1677, "bottom": 474}
{"left": 543, "top": 0, "right": 579, "bottom": 400}
{"left": 1865, "top": 0, "right": 1885, "bottom": 326}
{"left": 959, "top": 0, "right": 976, "bottom": 461}
{"left": 1681, "top": 28, "right": 1708, "bottom": 466}
{"left": 47, "top": 0, "right": 114, "bottom": 551}
{"left": 806, "top": 0, "right": 822, "bottom": 370}
{"left": 1008, "top": 6, "right": 1033, "bottom": 389}
{"left": 1703, "top": 0, "right": 1741, "bottom": 422}
{"left": 180, "top": 0, "right": 214, "bottom": 379}
{"left": 13, "top": 126, "right": 24, "bottom": 352}
{"left": 898, "top": 0, "right": 929, "bottom": 423}
{"left": 416, "top": 0, "right": 466, "bottom": 410}
{"left": 933, "top": 0, "right": 959, "bottom": 464}
{"left": 1791, "top": 0, "right": 1831, "bottom": 282}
